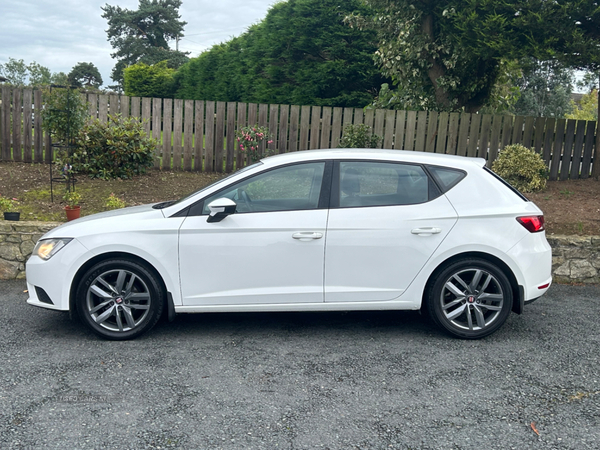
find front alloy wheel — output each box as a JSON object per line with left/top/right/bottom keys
{"left": 427, "top": 259, "right": 513, "bottom": 339}
{"left": 76, "top": 259, "right": 164, "bottom": 340}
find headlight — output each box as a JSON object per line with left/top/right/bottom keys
{"left": 33, "top": 238, "right": 73, "bottom": 261}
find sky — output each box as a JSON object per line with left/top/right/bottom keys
{"left": 0, "top": 0, "right": 276, "bottom": 87}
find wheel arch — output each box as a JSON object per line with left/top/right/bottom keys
{"left": 68, "top": 251, "right": 172, "bottom": 319}
{"left": 421, "top": 251, "right": 523, "bottom": 315}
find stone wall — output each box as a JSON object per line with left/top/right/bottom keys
{"left": 548, "top": 235, "right": 600, "bottom": 284}
{"left": 0, "top": 221, "right": 62, "bottom": 280}
{"left": 1, "top": 221, "right": 599, "bottom": 284}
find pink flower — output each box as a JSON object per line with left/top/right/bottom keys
{"left": 267, "top": 140, "right": 273, "bottom": 144}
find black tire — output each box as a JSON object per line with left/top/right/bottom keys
{"left": 75, "top": 259, "right": 164, "bottom": 340}
{"left": 425, "top": 258, "right": 513, "bottom": 339}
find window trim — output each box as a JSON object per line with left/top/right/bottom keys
{"left": 330, "top": 159, "right": 441, "bottom": 209}
{"left": 182, "top": 160, "right": 333, "bottom": 217}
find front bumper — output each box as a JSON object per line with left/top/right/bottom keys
{"left": 26, "top": 238, "right": 90, "bottom": 311}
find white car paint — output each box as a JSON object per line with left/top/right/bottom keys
{"left": 25, "top": 149, "right": 552, "bottom": 339}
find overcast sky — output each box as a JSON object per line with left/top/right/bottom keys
{"left": 0, "top": 0, "right": 276, "bottom": 87}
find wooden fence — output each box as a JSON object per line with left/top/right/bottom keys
{"left": 0, "top": 86, "right": 597, "bottom": 180}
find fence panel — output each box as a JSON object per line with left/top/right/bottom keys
{"left": 467, "top": 113, "right": 481, "bottom": 158}
{"left": 425, "top": 111, "right": 437, "bottom": 152}
{"left": 288, "top": 105, "right": 299, "bottom": 152}
{"left": 581, "top": 121, "right": 596, "bottom": 179}
{"left": 456, "top": 114, "right": 470, "bottom": 156}
{"left": 559, "top": 119, "right": 577, "bottom": 180}
{"left": 404, "top": 111, "right": 417, "bottom": 151}
{"left": 34, "top": 89, "right": 43, "bottom": 162}
{"left": 2, "top": 88, "right": 598, "bottom": 179}
{"left": 12, "top": 89, "right": 22, "bottom": 162}
{"left": 226, "top": 102, "right": 237, "bottom": 171}
{"left": 205, "top": 101, "right": 215, "bottom": 172}
{"left": 309, "top": 106, "right": 321, "bottom": 150}
{"left": 278, "top": 104, "right": 290, "bottom": 154}
{"left": 215, "top": 101, "right": 226, "bottom": 173}
{"left": 549, "top": 119, "right": 566, "bottom": 180}
{"left": 173, "top": 99, "right": 183, "bottom": 170}
{"left": 183, "top": 100, "right": 194, "bottom": 171}
{"left": 331, "top": 107, "right": 343, "bottom": 149}
{"left": 570, "top": 120, "right": 587, "bottom": 180}
{"left": 415, "top": 111, "right": 428, "bottom": 152}
{"left": 23, "top": 89, "right": 32, "bottom": 163}
{"left": 194, "top": 101, "right": 205, "bottom": 171}
{"left": 1, "top": 87, "right": 10, "bottom": 160}
{"left": 162, "top": 98, "right": 173, "bottom": 171}
{"left": 435, "top": 112, "right": 449, "bottom": 154}
{"left": 236, "top": 102, "right": 247, "bottom": 168}
{"left": 152, "top": 98, "right": 162, "bottom": 169}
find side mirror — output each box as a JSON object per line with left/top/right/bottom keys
{"left": 207, "top": 198, "right": 237, "bottom": 223}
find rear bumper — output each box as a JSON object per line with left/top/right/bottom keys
{"left": 507, "top": 231, "right": 552, "bottom": 302}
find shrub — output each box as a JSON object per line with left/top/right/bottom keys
{"left": 105, "top": 193, "right": 126, "bottom": 210}
{"left": 75, "top": 114, "right": 158, "bottom": 180}
{"left": 0, "top": 196, "right": 18, "bottom": 212}
{"left": 236, "top": 125, "right": 275, "bottom": 162}
{"left": 492, "top": 144, "right": 548, "bottom": 193}
{"left": 338, "top": 124, "right": 381, "bottom": 148}
{"left": 63, "top": 190, "right": 81, "bottom": 207}
{"left": 41, "top": 86, "right": 87, "bottom": 146}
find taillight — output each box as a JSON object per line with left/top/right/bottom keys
{"left": 517, "top": 216, "right": 545, "bottom": 233}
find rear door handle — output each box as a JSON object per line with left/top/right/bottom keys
{"left": 411, "top": 227, "right": 442, "bottom": 236}
{"left": 292, "top": 232, "right": 323, "bottom": 241}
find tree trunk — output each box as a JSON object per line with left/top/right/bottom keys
{"left": 422, "top": 14, "right": 452, "bottom": 110}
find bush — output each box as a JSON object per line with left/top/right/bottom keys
{"left": 492, "top": 144, "right": 548, "bottom": 193}
{"left": 41, "top": 86, "right": 87, "bottom": 145}
{"left": 75, "top": 114, "right": 158, "bottom": 180}
{"left": 338, "top": 124, "right": 381, "bottom": 148}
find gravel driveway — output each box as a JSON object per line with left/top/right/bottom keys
{"left": 0, "top": 280, "right": 598, "bottom": 449}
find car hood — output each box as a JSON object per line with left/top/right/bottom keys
{"left": 43, "top": 204, "right": 165, "bottom": 239}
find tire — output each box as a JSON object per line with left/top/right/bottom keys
{"left": 75, "top": 259, "right": 164, "bottom": 340}
{"left": 425, "top": 258, "right": 513, "bottom": 339}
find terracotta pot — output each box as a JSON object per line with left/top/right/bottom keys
{"left": 64, "top": 206, "right": 81, "bottom": 221}
{"left": 3, "top": 212, "right": 20, "bottom": 221}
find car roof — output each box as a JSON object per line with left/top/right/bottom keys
{"left": 260, "top": 148, "right": 486, "bottom": 170}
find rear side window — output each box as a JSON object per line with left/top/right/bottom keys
{"left": 338, "top": 161, "right": 435, "bottom": 207}
{"left": 426, "top": 165, "right": 466, "bottom": 193}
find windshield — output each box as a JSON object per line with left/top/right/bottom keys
{"left": 162, "top": 162, "right": 264, "bottom": 208}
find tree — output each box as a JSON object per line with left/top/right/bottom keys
{"left": 0, "top": 58, "right": 28, "bottom": 86}
{"left": 550, "top": 1, "right": 600, "bottom": 177}
{"left": 124, "top": 61, "right": 176, "bottom": 98}
{"left": 0, "top": 58, "right": 61, "bottom": 87}
{"left": 67, "top": 62, "right": 103, "bottom": 89}
{"left": 347, "top": 1, "right": 560, "bottom": 112}
{"left": 566, "top": 90, "right": 598, "bottom": 121}
{"left": 102, "top": 0, "right": 189, "bottom": 87}
{"left": 175, "top": 0, "right": 387, "bottom": 107}
{"left": 511, "top": 59, "right": 574, "bottom": 118}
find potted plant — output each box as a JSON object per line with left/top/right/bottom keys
{"left": 0, "top": 196, "right": 20, "bottom": 221}
{"left": 63, "top": 190, "right": 82, "bottom": 221}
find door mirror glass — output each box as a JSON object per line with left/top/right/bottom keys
{"left": 207, "top": 198, "right": 237, "bottom": 223}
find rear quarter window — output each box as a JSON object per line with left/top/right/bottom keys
{"left": 426, "top": 165, "right": 467, "bottom": 193}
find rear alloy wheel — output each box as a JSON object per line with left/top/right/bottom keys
{"left": 76, "top": 259, "right": 164, "bottom": 340}
{"left": 427, "top": 258, "right": 513, "bottom": 339}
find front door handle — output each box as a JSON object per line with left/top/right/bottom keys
{"left": 292, "top": 232, "right": 323, "bottom": 241}
{"left": 411, "top": 227, "right": 442, "bottom": 236}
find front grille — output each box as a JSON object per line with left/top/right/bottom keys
{"left": 35, "top": 286, "right": 54, "bottom": 305}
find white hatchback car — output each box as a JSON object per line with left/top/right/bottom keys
{"left": 26, "top": 149, "right": 552, "bottom": 340}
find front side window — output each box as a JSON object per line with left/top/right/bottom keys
{"left": 338, "top": 161, "right": 431, "bottom": 207}
{"left": 202, "top": 162, "right": 326, "bottom": 214}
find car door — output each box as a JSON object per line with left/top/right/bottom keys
{"left": 324, "top": 160, "right": 458, "bottom": 302}
{"left": 179, "top": 161, "right": 331, "bottom": 306}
